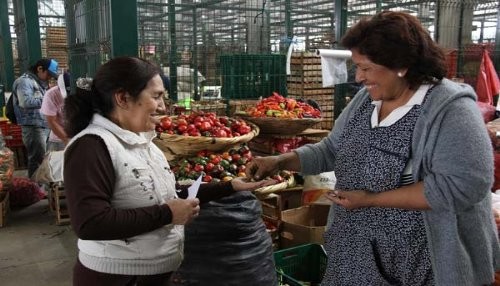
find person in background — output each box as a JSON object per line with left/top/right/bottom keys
{"left": 40, "top": 71, "right": 71, "bottom": 151}
{"left": 63, "top": 56, "right": 275, "bottom": 286}
{"left": 12, "top": 58, "right": 58, "bottom": 178}
{"left": 160, "top": 72, "right": 170, "bottom": 95}
{"left": 247, "top": 11, "right": 500, "bottom": 286}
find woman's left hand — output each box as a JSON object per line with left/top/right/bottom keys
{"left": 231, "top": 177, "right": 278, "bottom": 192}
{"left": 325, "top": 189, "right": 374, "bottom": 210}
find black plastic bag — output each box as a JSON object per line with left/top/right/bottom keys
{"left": 6, "top": 95, "right": 17, "bottom": 124}
{"left": 171, "top": 192, "right": 277, "bottom": 286}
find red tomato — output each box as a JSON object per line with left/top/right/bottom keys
{"left": 205, "top": 162, "right": 215, "bottom": 172}
{"left": 177, "top": 124, "right": 188, "bottom": 133}
{"left": 214, "top": 129, "right": 228, "bottom": 138}
{"left": 200, "top": 121, "right": 212, "bottom": 132}
{"left": 193, "top": 164, "right": 204, "bottom": 172}
{"left": 231, "top": 154, "right": 241, "bottom": 162}
{"left": 203, "top": 175, "right": 213, "bottom": 183}
{"left": 177, "top": 118, "right": 188, "bottom": 126}
{"left": 160, "top": 117, "right": 172, "bottom": 130}
{"left": 210, "top": 156, "right": 221, "bottom": 165}
{"left": 189, "top": 130, "right": 201, "bottom": 137}
{"left": 238, "top": 125, "right": 252, "bottom": 135}
{"left": 219, "top": 116, "right": 229, "bottom": 125}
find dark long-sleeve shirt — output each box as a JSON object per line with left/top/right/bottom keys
{"left": 64, "top": 135, "right": 234, "bottom": 240}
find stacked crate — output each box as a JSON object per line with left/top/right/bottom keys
{"left": 258, "top": 188, "right": 304, "bottom": 250}
{"left": 45, "top": 27, "right": 69, "bottom": 71}
{"left": 48, "top": 182, "right": 70, "bottom": 226}
{"left": 287, "top": 52, "right": 334, "bottom": 130}
{"left": 0, "top": 120, "right": 27, "bottom": 170}
{"left": 0, "top": 191, "right": 9, "bottom": 227}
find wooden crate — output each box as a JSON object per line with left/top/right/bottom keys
{"left": 259, "top": 193, "right": 282, "bottom": 220}
{"left": 228, "top": 99, "right": 259, "bottom": 116}
{"left": 49, "top": 182, "right": 70, "bottom": 226}
{"left": 287, "top": 94, "right": 334, "bottom": 131}
{"left": 287, "top": 52, "right": 335, "bottom": 130}
{"left": 0, "top": 191, "right": 10, "bottom": 227}
{"left": 45, "top": 27, "right": 69, "bottom": 71}
{"left": 191, "top": 101, "right": 227, "bottom": 116}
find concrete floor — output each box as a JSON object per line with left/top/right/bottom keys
{"left": 0, "top": 172, "right": 77, "bottom": 286}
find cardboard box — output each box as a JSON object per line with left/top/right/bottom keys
{"left": 280, "top": 204, "right": 329, "bottom": 248}
{"left": 257, "top": 187, "right": 303, "bottom": 220}
{"left": 0, "top": 191, "right": 10, "bottom": 227}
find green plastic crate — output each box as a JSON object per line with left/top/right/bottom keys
{"left": 220, "top": 54, "right": 287, "bottom": 100}
{"left": 275, "top": 243, "right": 327, "bottom": 286}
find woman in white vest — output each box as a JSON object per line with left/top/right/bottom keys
{"left": 63, "top": 57, "right": 274, "bottom": 286}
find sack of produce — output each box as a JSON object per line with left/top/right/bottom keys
{"left": 170, "top": 192, "right": 277, "bottom": 286}
{"left": 9, "top": 177, "right": 45, "bottom": 207}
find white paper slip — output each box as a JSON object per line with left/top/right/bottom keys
{"left": 187, "top": 175, "right": 203, "bottom": 199}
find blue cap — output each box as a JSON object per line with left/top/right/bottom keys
{"left": 47, "top": 59, "right": 59, "bottom": 78}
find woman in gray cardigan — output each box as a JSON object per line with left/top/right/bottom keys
{"left": 247, "top": 11, "right": 500, "bottom": 286}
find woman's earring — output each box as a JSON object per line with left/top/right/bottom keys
{"left": 397, "top": 72, "right": 404, "bottom": 77}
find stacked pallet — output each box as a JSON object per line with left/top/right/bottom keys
{"left": 287, "top": 52, "right": 334, "bottom": 130}
{"left": 45, "top": 27, "right": 69, "bottom": 71}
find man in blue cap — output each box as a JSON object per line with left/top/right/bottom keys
{"left": 11, "top": 58, "right": 59, "bottom": 178}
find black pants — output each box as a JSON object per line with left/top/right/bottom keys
{"left": 73, "top": 259, "right": 172, "bottom": 286}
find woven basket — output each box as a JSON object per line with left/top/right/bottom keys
{"left": 253, "top": 175, "right": 296, "bottom": 196}
{"left": 153, "top": 122, "right": 259, "bottom": 161}
{"left": 239, "top": 115, "right": 322, "bottom": 136}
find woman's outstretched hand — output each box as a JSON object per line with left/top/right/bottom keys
{"left": 245, "top": 156, "right": 281, "bottom": 181}
{"left": 231, "top": 177, "right": 278, "bottom": 192}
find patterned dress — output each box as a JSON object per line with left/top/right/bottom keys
{"left": 321, "top": 92, "right": 434, "bottom": 286}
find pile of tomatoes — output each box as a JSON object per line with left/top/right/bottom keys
{"left": 245, "top": 92, "right": 321, "bottom": 118}
{"left": 156, "top": 112, "right": 253, "bottom": 138}
{"left": 171, "top": 145, "right": 254, "bottom": 183}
